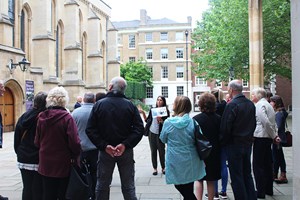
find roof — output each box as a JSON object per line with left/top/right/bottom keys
{"left": 113, "top": 18, "right": 179, "bottom": 29}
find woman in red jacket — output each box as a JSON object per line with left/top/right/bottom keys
{"left": 35, "top": 86, "right": 81, "bottom": 200}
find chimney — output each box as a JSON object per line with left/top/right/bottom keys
{"left": 140, "top": 9, "right": 147, "bottom": 25}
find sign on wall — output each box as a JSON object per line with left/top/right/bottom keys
{"left": 25, "top": 80, "right": 34, "bottom": 111}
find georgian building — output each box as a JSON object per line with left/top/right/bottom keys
{"left": 0, "top": 0, "right": 119, "bottom": 131}
{"left": 113, "top": 9, "right": 192, "bottom": 108}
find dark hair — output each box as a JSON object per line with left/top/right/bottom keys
{"left": 34, "top": 91, "right": 48, "bottom": 111}
{"left": 198, "top": 93, "right": 216, "bottom": 113}
{"left": 156, "top": 96, "right": 167, "bottom": 107}
{"left": 96, "top": 92, "right": 106, "bottom": 101}
{"left": 173, "top": 96, "right": 192, "bottom": 116}
{"left": 270, "top": 95, "right": 285, "bottom": 110}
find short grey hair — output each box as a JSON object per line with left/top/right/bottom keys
{"left": 83, "top": 92, "right": 95, "bottom": 103}
{"left": 46, "top": 86, "right": 69, "bottom": 108}
{"left": 252, "top": 87, "right": 266, "bottom": 100}
{"left": 110, "top": 76, "right": 127, "bottom": 94}
{"left": 229, "top": 80, "right": 243, "bottom": 93}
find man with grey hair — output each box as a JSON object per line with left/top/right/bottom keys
{"left": 72, "top": 92, "right": 97, "bottom": 199}
{"left": 251, "top": 87, "right": 279, "bottom": 198}
{"left": 220, "top": 80, "right": 257, "bottom": 200}
{"left": 86, "top": 76, "right": 144, "bottom": 200}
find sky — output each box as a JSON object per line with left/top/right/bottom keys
{"left": 105, "top": 0, "right": 210, "bottom": 28}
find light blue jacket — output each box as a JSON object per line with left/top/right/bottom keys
{"left": 160, "top": 114, "right": 206, "bottom": 184}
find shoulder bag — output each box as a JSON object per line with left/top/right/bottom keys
{"left": 193, "top": 119, "right": 212, "bottom": 160}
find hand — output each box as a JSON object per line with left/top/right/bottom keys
{"left": 114, "top": 144, "right": 126, "bottom": 157}
{"left": 274, "top": 136, "right": 281, "bottom": 144}
{"left": 157, "top": 116, "right": 163, "bottom": 123}
{"left": 105, "top": 145, "right": 117, "bottom": 157}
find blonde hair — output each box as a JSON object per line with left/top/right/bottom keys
{"left": 173, "top": 96, "right": 192, "bottom": 116}
{"left": 211, "top": 88, "right": 224, "bottom": 102}
{"left": 46, "top": 86, "right": 69, "bottom": 108}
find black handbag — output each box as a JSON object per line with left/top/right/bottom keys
{"left": 144, "top": 118, "right": 151, "bottom": 136}
{"left": 193, "top": 120, "right": 212, "bottom": 160}
{"left": 65, "top": 160, "right": 92, "bottom": 200}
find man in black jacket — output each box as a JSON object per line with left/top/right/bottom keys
{"left": 220, "top": 80, "right": 257, "bottom": 200}
{"left": 86, "top": 76, "right": 144, "bottom": 200}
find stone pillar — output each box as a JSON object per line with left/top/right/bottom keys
{"left": 249, "top": 0, "right": 264, "bottom": 90}
{"left": 291, "top": 1, "right": 299, "bottom": 199}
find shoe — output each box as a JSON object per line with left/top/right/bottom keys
{"left": 218, "top": 192, "right": 228, "bottom": 199}
{"left": 274, "top": 172, "right": 288, "bottom": 184}
{"left": 205, "top": 193, "right": 219, "bottom": 200}
{"left": 0, "top": 195, "right": 8, "bottom": 200}
{"left": 162, "top": 169, "right": 165, "bottom": 175}
{"left": 152, "top": 171, "right": 158, "bottom": 176}
{"left": 256, "top": 191, "right": 265, "bottom": 199}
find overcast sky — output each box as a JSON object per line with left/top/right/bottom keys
{"left": 105, "top": 0, "right": 209, "bottom": 28}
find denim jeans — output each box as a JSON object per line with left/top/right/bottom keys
{"left": 214, "top": 148, "right": 228, "bottom": 193}
{"left": 225, "top": 144, "right": 256, "bottom": 200}
{"left": 95, "top": 149, "right": 137, "bottom": 200}
{"left": 272, "top": 143, "right": 286, "bottom": 174}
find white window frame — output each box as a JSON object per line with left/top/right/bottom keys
{"left": 146, "top": 87, "right": 153, "bottom": 98}
{"left": 195, "top": 77, "right": 207, "bottom": 85}
{"left": 161, "top": 48, "right": 168, "bottom": 59}
{"left": 161, "top": 86, "right": 168, "bottom": 98}
{"left": 242, "top": 79, "right": 249, "bottom": 87}
{"left": 176, "top": 32, "right": 184, "bottom": 41}
{"left": 177, "top": 86, "right": 184, "bottom": 96}
{"left": 146, "top": 48, "right": 153, "bottom": 60}
{"left": 176, "top": 66, "right": 184, "bottom": 79}
{"left": 215, "top": 79, "right": 222, "bottom": 87}
{"left": 160, "top": 32, "right": 168, "bottom": 41}
{"left": 145, "top": 32, "right": 152, "bottom": 42}
{"left": 129, "top": 57, "right": 135, "bottom": 62}
{"left": 176, "top": 48, "right": 184, "bottom": 59}
{"left": 161, "top": 66, "right": 168, "bottom": 79}
{"left": 128, "top": 34, "right": 135, "bottom": 48}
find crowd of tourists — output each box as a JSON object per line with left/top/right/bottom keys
{"left": 1, "top": 77, "right": 289, "bottom": 200}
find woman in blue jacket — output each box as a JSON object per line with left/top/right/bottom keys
{"left": 160, "top": 96, "right": 206, "bottom": 199}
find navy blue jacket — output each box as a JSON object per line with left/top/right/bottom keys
{"left": 86, "top": 91, "right": 144, "bottom": 151}
{"left": 220, "top": 93, "right": 256, "bottom": 146}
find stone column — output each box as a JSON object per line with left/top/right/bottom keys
{"left": 249, "top": 0, "right": 264, "bottom": 90}
{"left": 291, "top": 1, "right": 299, "bottom": 199}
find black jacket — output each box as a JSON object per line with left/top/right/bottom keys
{"left": 86, "top": 92, "right": 144, "bottom": 151}
{"left": 220, "top": 93, "right": 256, "bottom": 146}
{"left": 145, "top": 108, "right": 170, "bottom": 134}
{"left": 14, "top": 108, "right": 42, "bottom": 164}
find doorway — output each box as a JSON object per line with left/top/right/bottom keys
{"left": 0, "top": 88, "right": 15, "bottom": 132}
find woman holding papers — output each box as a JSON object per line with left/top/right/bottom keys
{"left": 139, "top": 96, "right": 170, "bottom": 175}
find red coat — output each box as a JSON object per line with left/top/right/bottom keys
{"left": 35, "top": 107, "right": 81, "bottom": 178}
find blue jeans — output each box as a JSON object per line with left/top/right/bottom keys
{"left": 225, "top": 144, "right": 256, "bottom": 200}
{"left": 214, "top": 148, "right": 228, "bottom": 193}
{"left": 95, "top": 149, "right": 137, "bottom": 200}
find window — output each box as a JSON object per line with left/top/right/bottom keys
{"left": 161, "top": 86, "right": 168, "bottom": 98}
{"left": 129, "top": 57, "right": 136, "bottom": 62}
{"left": 161, "top": 48, "right": 168, "bottom": 59}
{"left": 20, "top": 10, "right": 25, "bottom": 51}
{"left": 195, "top": 77, "right": 207, "bottom": 85}
{"left": 242, "top": 79, "right": 249, "bottom": 87}
{"left": 117, "top": 50, "right": 120, "bottom": 61}
{"left": 176, "top": 32, "right": 183, "bottom": 41}
{"left": 161, "top": 66, "right": 168, "bottom": 79}
{"left": 8, "top": 0, "right": 15, "bottom": 46}
{"left": 148, "top": 66, "right": 153, "bottom": 77}
{"left": 145, "top": 33, "right": 152, "bottom": 42}
{"left": 177, "top": 86, "right": 184, "bottom": 96}
{"left": 128, "top": 34, "right": 135, "bottom": 48}
{"left": 176, "top": 66, "right": 184, "bottom": 78}
{"left": 146, "top": 87, "right": 153, "bottom": 98}
{"left": 118, "top": 36, "right": 121, "bottom": 45}
{"left": 160, "top": 32, "right": 168, "bottom": 41}
{"left": 146, "top": 48, "right": 153, "bottom": 60}
{"left": 215, "top": 79, "right": 222, "bottom": 87}
{"left": 176, "top": 48, "right": 184, "bottom": 59}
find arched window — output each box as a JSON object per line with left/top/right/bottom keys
{"left": 20, "top": 10, "right": 25, "bottom": 51}
{"left": 51, "top": 0, "right": 56, "bottom": 35}
{"left": 8, "top": 0, "right": 15, "bottom": 46}
{"left": 55, "top": 22, "right": 64, "bottom": 78}
{"left": 82, "top": 33, "right": 87, "bottom": 81}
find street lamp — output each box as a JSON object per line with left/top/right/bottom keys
{"left": 185, "top": 30, "right": 189, "bottom": 97}
{"left": 229, "top": 66, "right": 235, "bottom": 80}
{"left": 7, "top": 57, "right": 30, "bottom": 74}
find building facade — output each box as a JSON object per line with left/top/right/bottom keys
{"left": 113, "top": 9, "right": 192, "bottom": 107}
{"left": 0, "top": 0, "right": 119, "bottom": 132}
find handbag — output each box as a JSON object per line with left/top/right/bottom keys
{"left": 144, "top": 118, "right": 151, "bottom": 136}
{"left": 65, "top": 160, "right": 92, "bottom": 200}
{"left": 282, "top": 121, "right": 292, "bottom": 147}
{"left": 193, "top": 120, "right": 212, "bottom": 160}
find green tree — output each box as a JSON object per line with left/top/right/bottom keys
{"left": 192, "top": 0, "right": 291, "bottom": 82}
{"left": 120, "top": 59, "right": 152, "bottom": 87}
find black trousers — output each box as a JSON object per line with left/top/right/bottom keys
{"left": 20, "top": 169, "right": 43, "bottom": 200}
{"left": 41, "top": 175, "right": 69, "bottom": 200}
{"left": 174, "top": 182, "right": 197, "bottom": 200}
{"left": 253, "top": 138, "right": 273, "bottom": 197}
{"left": 148, "top": 132, "right": 165, "bottom": 169}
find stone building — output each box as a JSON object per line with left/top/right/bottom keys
{"left": 0, "top": 0, "right": 119, "bottom": 132}
{"left": 113, "top": 9, "right": 192, "bottom": 107}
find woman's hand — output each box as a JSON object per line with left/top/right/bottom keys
{"left": 157, "top": 116, "right": 163, "bottom": 123}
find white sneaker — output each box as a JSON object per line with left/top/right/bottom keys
{"left": 205, "top": 193, "right": 220, "bottom": 200}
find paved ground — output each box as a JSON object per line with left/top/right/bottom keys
{"left": 0, "top": 114, "right": 293, "bottom": 200}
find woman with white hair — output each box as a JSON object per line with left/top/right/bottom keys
{"left": 35, "top": 86, "right": 81, "bottom": 200}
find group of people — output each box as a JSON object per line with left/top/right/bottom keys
{"left": 9, "top": 76, "right": 289, "bottom": 200}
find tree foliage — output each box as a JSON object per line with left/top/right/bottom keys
{"left": 120, "top": 59, "right": 153, "bottom": 87}
{"left": 192, "top": 0, "right": 291, "bottom": 83}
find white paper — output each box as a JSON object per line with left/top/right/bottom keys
{"left": 151, "top": 107, "right": 168, "bottom": 118}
